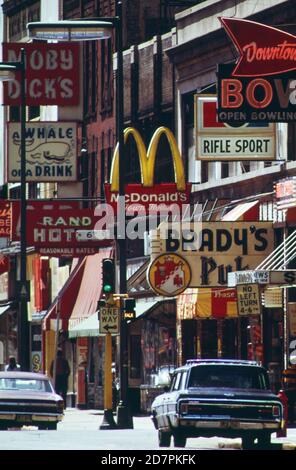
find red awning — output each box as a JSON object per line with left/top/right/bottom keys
{"left": 221, "top": 200, "right": 259, "bottom": 221}
{"left": 43, "top": 257, "right": 86, "bottom": 331}
{"left": 68, "top": 248, "right": 112, "bottom": 330}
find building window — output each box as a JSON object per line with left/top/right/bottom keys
{"left": 221, "top": 162, "right": 229, "bottom": 179}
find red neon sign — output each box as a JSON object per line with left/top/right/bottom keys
{"left": 220, "top": 17, "right": 296, "bottom": 77}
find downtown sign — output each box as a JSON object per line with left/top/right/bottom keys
{"left": 217, "top": 18, "right": 296, "bottom": 122}
{"left": 2, "top": 43, "right": 80, "bottom": 106}
{"left": 105, "top": 127, "right": 191, "bottom": 214}
{"left": 7, "top": 122, "right": 78, "bottom": 182}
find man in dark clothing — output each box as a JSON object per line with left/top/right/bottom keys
{"left": 50, "top": 349, "right": 70, "bottom": 408}
{"left": 5, "top": 356, "right": 21, "bottom": 371}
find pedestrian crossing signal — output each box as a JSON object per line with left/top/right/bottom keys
{"left": 123, "top": 298, "right": 136, "bottom": 320}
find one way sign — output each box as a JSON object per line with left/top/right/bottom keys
{"left": 99, "top": 306, "right": 120, "bottom": 335}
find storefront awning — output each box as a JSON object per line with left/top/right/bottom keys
{"left": 221, "top": 200, "right": 259, "bottom": 221}
{"left": 68, "top": 249, "right": 112, "bottom": 331}
{"left": 177, "top": 288, "right": 238, "bottom": 320}
{"left": 68, "top": 312, "right": 99, "bottom": 338}
{"left": 43, "top": 257, "right": 86, "bottom": 331}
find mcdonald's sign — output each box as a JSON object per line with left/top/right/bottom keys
{"left": 104, "top": 127, "right": 191, "bottom": 212}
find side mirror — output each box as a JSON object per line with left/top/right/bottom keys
{"left": 163, "top": 385, "right": 170, "bottom": 393}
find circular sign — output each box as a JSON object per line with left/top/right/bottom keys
{"left": 147, "top": 253, "right": 191, "bottom": 297}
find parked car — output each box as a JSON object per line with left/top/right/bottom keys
{"left": 0, "top": 371, "right": 64, "bottom": 430}
{"left": 151, "top": 359, "right": 284, "bottom": 449}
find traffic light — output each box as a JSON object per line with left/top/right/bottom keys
{"left": 123, "top": 298, "right": 136, "bottom": 320}
{"left": 102, "top": 259, "right": 115, "bottom": 294}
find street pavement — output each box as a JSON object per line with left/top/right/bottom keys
{"left": 0, "top": 408, "right": 296, "bottom": 450}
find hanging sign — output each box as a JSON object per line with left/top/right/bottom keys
{"left": 148, "top": 253, "right": 191, "bottom": 297}
{"left": 218, "top": 17, "right": 296, "bottom": 122}
{"left": 25, "top": 209, "right": 112, "bottom": 255}
{"left": 7, "top": 122, "right": 78, "bottom": 182}
{"left": 236, "top": 283, "right": 261, "bottom": 316}
{"left": 2, "top": 42, "right": 80, "bottom": 106}
{"left": 106, "top": 127, "right": 191, "bottom": 214}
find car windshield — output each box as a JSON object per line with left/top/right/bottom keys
{"left": 187, "top": 365, "right": 268, "bottom": 390}
{"left": 0, "top": 378, "right": 52, "bottom": 393}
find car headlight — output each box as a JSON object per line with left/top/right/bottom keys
{"left": 180, "top": 403, "right": 188, "bottom": 414}
{"left": 57, "top": 400, "right": 64, "bottom": 413}
{"left": 272, "top": 405, "right": 281, "bottom": 417}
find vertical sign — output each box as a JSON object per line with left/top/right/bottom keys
{"left": 236, "top": 284, "right": 261, "bottom": 316}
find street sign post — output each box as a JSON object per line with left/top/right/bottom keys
{"left": 236, "top": 284, "right": 261, "bottom": 316}
{"left": 99, "top": 306, "right": 120, "bottom": 335}
{"left": 228, "top": 270, "right": 296, "bottom": 287}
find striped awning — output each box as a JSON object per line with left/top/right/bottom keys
{"left": 177, "top": 288, "right": 238, "bottom": 320}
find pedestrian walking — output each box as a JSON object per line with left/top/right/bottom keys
{"left": 5, "top": 356, "right": 21, "bottom": 371}
{"left": 50, "top": 349, "right": 70, "bottom": 408}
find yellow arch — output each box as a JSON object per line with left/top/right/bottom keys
{"left": 110, "top": 126, "right": 186, "bottom": 192}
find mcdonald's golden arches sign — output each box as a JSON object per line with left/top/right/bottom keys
{"left": 104, "top": 127, "right": 191, "bottom": 211}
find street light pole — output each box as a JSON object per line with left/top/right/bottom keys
{"left": 27, "top": 1, "right": 133, "bottom": 427}
{"left": 0, "top": 49, "right": 30, "bottom": 370}
{"left": 18, "top": 48, "right": 30, "bottom": 371}
{"left": 115, "top": 1, "right": 133, "bottom": 429}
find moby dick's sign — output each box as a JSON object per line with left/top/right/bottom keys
{"left": 218, "top": 17, "right": 296, "bottom": 122}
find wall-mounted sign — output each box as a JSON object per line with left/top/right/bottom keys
{"left": 195, "top": 94, "right": 276, "bottom": 160}
{"left": 106, "top": 127, "right": 191, "bottom": 213}
{"left": 275, "top": 178, "right": 296, "bottom": 210}
{"left": 150, "top": 221, "right": 274, "bottom": 287}
{"left": 3, "top": 42, "right": 80, "bottom": 106}
{"left": 7, "top": 122, "right": 78, "bottom": 182}
{"left": 26, "top": 209, "right": 112, "bottom": 257}
{"left": 236, "top": 283, "right": 261, "bottom": 316}
{"left": 288, "top": 303, "right": 296, "bottom": 337}
{"left": 217, "top": 63, "right": 296, "bottom": 123}
{"left": 263, "top": 288, "right": 283, "bottom": 308}
{"left": 218, "top": 18, "right": 296, "bottom": 123}
{"left": 148, "top": 253, "right": 191, "bottom": 297}
{"left": 0, "top": 201, "right": 11, "bottom": 238}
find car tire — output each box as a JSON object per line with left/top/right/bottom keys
{"left": 158, "top": 430, "right": 171, "bottom": 447}
{"left": 173, "top": 432, "right": 186, "bottom": 448}
{"left": 38, "top": 424, "right": 48, "bottom": 430}
{"left": 257, "top": 433, "right": 271, "bottom": 449}
{"left": 241, "top": 435, "right": 255, "bottom": 450}
{"left": 47, "top": 423, "right": 57, "bottom": 431}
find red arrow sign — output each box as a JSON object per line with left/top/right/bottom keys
{"left": 220, "top": 17, "right": 296, "bottom": 76}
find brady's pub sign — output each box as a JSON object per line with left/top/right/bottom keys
{"left": 218, "top": 17, "right": 296, "bottom": 122}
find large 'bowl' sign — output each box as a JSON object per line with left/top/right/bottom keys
{"left": 218, "top": 17, "right": 296, "bottom": 122}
